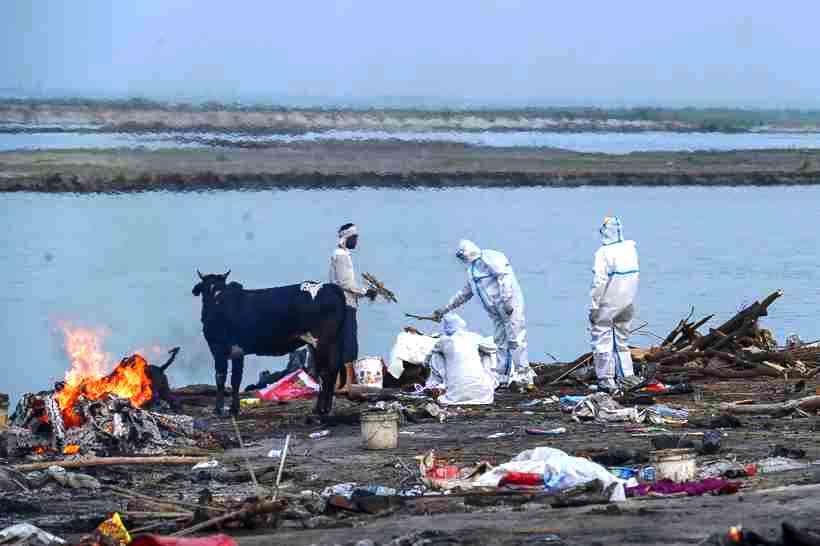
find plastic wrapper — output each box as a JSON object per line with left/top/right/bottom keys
{"left": 257, "top": 370, "right": 320, "bottom": 402}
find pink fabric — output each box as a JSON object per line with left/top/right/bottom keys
{"left": 131, "top": 535, "right": 238, "bottom": 546}
{"left": 627, "top": 478, "right": 739, "bottom": 497}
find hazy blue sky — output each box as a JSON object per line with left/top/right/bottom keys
{"left": 1, "top": 1, "right": 818, "bottom": 107}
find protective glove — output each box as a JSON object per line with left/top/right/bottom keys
{"left": 588, "top": 309, "right": 600, "bottom": 325}
{"left": 432, "top": 309, "right": 444, "bottom": 322}
{"left": 365, "top": 288, "right": 379, "bottom": 301}
{"left": 503, "top": 302, "right": 515, "bottom": 317}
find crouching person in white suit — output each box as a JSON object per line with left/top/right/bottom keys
{"left": 426, "top": 313, "right": 498, "bottom": 405}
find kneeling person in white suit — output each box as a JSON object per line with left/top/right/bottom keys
{"left": 427, "top": 313, "right": 498, "bottom": 405}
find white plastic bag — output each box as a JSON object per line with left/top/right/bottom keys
{"left": 473, "top": 447, "right": 625, "bottom": 501}
{"left": 388, "top": 331, "right": 438, "bottom": 379}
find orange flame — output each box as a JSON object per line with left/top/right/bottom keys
{"left": 63, "top": 444, "right": 80, "bottom": 455}
{"left": 55, "top": 323, "right": 153, "bottom": 428}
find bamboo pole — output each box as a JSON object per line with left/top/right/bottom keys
{"left": 13, "top": 455, "right": 209, "bottom": 472}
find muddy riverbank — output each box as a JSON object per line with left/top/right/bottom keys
{"left": 4, "top": 378, "right": 819, "bottom": 545}
{"left": 2, "top": 144, "right": 820, "bottom": 192}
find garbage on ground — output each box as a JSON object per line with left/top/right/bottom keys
{"left": 570, "top": 393, "right": 689, "bottom": 425}
{"left": 710, "top": 522, "right": 820, "bottom": 546}
{"left": 256, "top": 369, "right": 320, "bottom": 402}
{"left": 627, "top": 478, "right": 740, "bottom": 497}
{"left": 487, "top": 431, "right": 515, "bottom": 439}
{"left": 95, "top": 512, "right": 131, "bottom": 545}
{"left": 769, "top": 445, "right": 807, "bottom": 459}
{"left": 525, "top": 427, "right": 567, "bottom": 436}
{"left": 0, "top": 523, "right": 66, "bottom": 545}
{"left": 47, "top": 465, "right": 101, "bottom": 489}
{"left": 443, "top": 447, "right": 629, "bottom": 501}
{"left": 755, "top": 457, "right": 810, "bottom": 474}
{"left": 519, "top": 397, "right": 559, "bottom": 408}
{"left": 699, "top": 460, "right": 757, "bottom": 480}
{"left": 309, "top": 430, "right": 331, "bottom": 439}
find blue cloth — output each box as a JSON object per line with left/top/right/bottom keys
{"left": 341, "top": 306, "right": 359, "bottom": 363}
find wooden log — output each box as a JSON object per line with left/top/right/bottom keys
{"left": 13, "top": 455, "right": 209, "bottom": 472}
{"left": 171, "top": 499, "right": 286, "bottom": 537}
{"left": 692, "top": 290, "right": 783, "bottom": 350}
{"left": 720, "top": 395, "right": 820, "bottom": 415}
{"left": 122, "top": 511, "right": 192, "bottom": 519}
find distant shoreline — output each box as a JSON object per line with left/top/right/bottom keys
{"left": 4, "top": 98, "right": 820, "bottom": 134}
{"left": 2, "top": 144, "right": 819, "bottom": 192}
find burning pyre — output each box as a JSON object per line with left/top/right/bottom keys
{"left": 7, "top": 324, "right": 215, "bottom": 458}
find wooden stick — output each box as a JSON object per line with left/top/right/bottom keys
{"left": 171, "top": 499, "right": 285, "bottom": 537}
{"left": 721, "top": 395, "right": 820, "bottom": 416}
{"left": 106, "top": 485, "right": 227, "bottom": 513}
{"left": 273, "top": 434, "right": 291, "bottom": 502}
{"left": 549, "top": 354, "right": 592, "bottom": 384}
{"left": 231, "top": 416, "right": 261, "bottom": 494}
{"left": 405, "top": 313, "right": 440, "bottom": 322}
{"left": 13, "top": 455, "right": 209, "bottom": 472}
{"left": 122, "top": 511, "right": 192, "bottom": 519}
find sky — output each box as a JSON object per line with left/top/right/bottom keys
{"left": 1, "top": 0, "right": 819, "bottom": 108}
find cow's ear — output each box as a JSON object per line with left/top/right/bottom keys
{"left": 192, "top": 283, "right": 203, "bottom": 296}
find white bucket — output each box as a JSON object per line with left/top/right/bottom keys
{"left": 361, "top": 411, "right": 398, "bottom": 450}
{"left": 650, "top": 448, "right": 696, "bottom": 482}
{"left": 353, "top": 357, "right": 384, "bottom": 388}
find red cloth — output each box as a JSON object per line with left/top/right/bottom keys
{"left": 131, "top": 535, "right": 237, "bottom": 546}
{"left": 499, "top": 471, "right": 544, "bottom": 487}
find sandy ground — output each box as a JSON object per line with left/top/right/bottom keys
{"left": 2, "top": 144, "right": 820, "bottom": 191}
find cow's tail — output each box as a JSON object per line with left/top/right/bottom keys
{"left": 160, "top": 347, "right": 181, "bottom": 371}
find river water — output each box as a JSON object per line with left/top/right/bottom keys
{"left": 2, "top": 130, "right": 820, "bottom": 154}
{"left": 2, "top": 186, "right": 818, "bottom": 402}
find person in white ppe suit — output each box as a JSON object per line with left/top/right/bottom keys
{"left": 427, "top": 313, "right": 497, "bottom": 405}
{"left": 433, "top": 240, "right": 533, "bottom": 388}
{"left": 589, "top": 217, "right": 640, "bottom": 393}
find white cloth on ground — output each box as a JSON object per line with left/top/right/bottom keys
{"left": 387, "top": 331, "right": 439, "bottom": 379}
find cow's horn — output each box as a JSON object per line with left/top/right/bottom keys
{"left": 197, "top": 269, "right": 204, "bottom": 280}
{"left": 223, "top": 269, "right": 231, "bottom": 279}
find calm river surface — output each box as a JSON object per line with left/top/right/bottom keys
{"left": 2, "top": 186, "right": 819, "bottom": 401}
{"left": 3, "top": 130, "right": 820, "bottom": 154}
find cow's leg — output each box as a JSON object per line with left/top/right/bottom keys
{"left": 229, "top": 353, "right": 244, "bottom": 417}
{"left": 213, "top": 349, "right": 228, "bottom": 417}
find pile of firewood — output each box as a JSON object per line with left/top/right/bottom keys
{"left": 534, "top": 289, "right": 819, "bottom": 385}
{"left": 643, "top": 289, "right": 820, "bottom": 380}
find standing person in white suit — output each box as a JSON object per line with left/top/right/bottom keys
{"left": 433, "top": 239, "right": 533, "bottom": 389}
{"left": 589, "top": 217, "right": 640, "bottom": 393}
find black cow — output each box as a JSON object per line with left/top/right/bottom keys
{"left": 192, "top": 270, "right": 348, "bottom": 416}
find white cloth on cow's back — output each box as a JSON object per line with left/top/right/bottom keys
{"left": 387, "top": 330, "right": 438, "bottom": 379}
{"left": 427, "top": 314, "right": 497, "bottom": 405}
